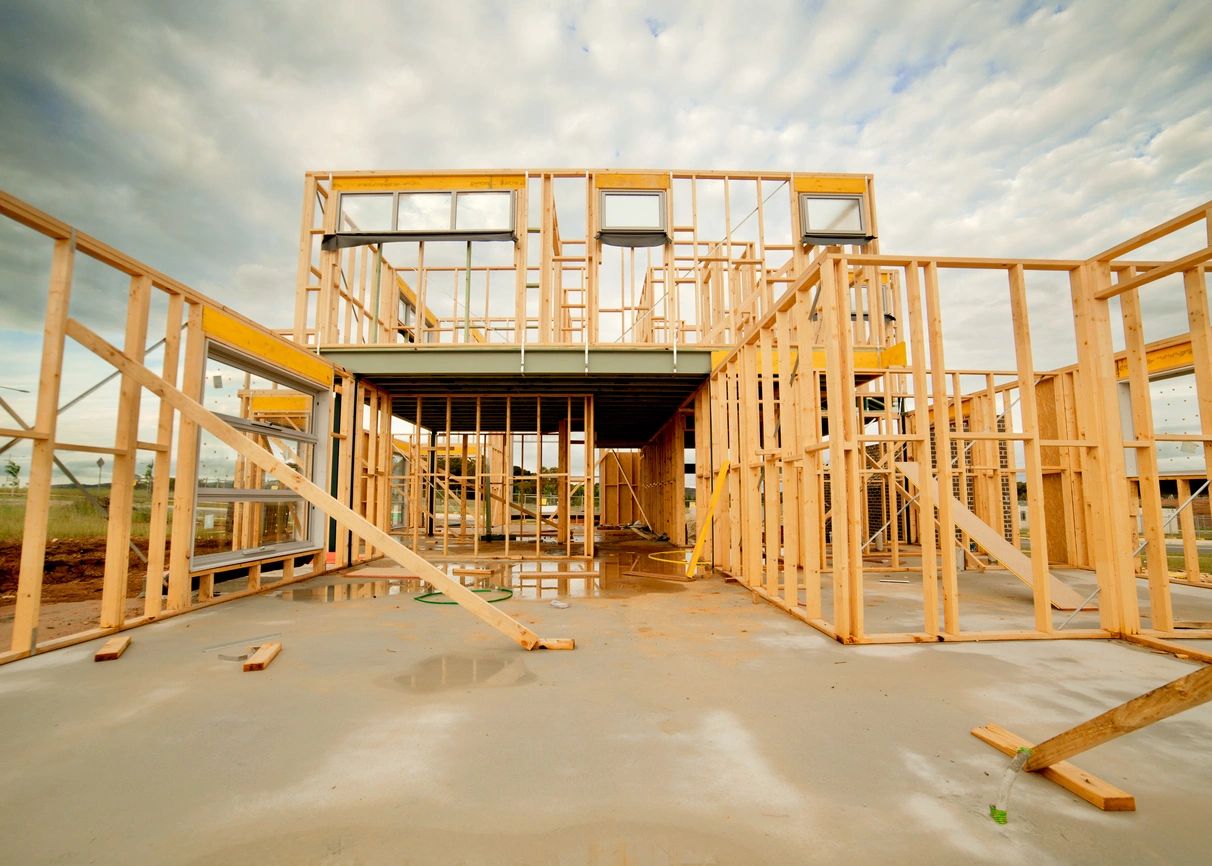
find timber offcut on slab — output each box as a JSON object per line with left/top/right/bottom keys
{"left": 971, "top": 723, "right": 1135, "bottom": 811}
{"left": 243, "top": 641, "right": 282, "bottom": 672}
{"left": 94, "top": 635, "right": 131, "bottom": 662}
{"left": 537, "top": 638, "right": 575, "bottom": 650}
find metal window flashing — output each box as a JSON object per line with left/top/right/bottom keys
{"left": 212, "top": 411, "right": 318, "bottom": 444}
{"left": 322, "top": 230, "right": 516, "bottom": 251}
{"left": 191, "top": 542, "right": 321, "bottom": 573}
{"left": 596, "top": 229, "right": 671, "bottom": 248}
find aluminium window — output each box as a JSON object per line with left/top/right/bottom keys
{"left": 453, "top": 192, "right": 514, "bottom": 231}
{"left": 193, "top": 346, "right": 328, "bottom": 570}
{"left": 601, "top": 190, "right": 666, "bottom": 231}
{"left": 799, "top": 193, "right": 868, "bottom": 242}
{"left": 597, "top": 189, "right": 669, "bottom": 247}
{"left": 395, "top": 192, "right": 451, "bottom": 231}
{"left": 338, "top": 193, "right": 394, "bottom": 232}
{"left": 336, "top": 190, "right": 516, "bottom": 235}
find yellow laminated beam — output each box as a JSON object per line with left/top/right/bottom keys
{"left": 793, "top": 175, "right": 868, "bottom": 195}
{"left": 711, "top": 342, "right": 907, "bottom": 373}
{"left": 1114, "top": 339, "right": 1193, "bottom": 380}
{"left": 248, "top": 394, "right": 311, "bottom": 414}
{"left": 594, "top": 172, "right": 671, "bottom": 190}
{"left": 202, "top": 306, "right": 334, "bottom": 388}
{"left": 394, "top": 439, "right": 482, "bottom": 457}
{"left": 331, "top": 174, "right": 526, "bottom": 192}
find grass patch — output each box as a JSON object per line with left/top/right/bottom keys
{"left": 0, "top": 488, "right": 154, "bottom": 540}
{"left": 1166, "top": 552, "right": 1212, "bottom": 575}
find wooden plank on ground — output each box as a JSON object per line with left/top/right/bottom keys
{"left": 243, "top": 641, "right": 282, "bottom": 672}
{"left": 897, "top": 461, "right": 1090, "bottom": 611}
{"left": 1127, "top": 633, "right": 1212, "bottom": 664}
{"left": 94, "top": 635, "right": 131, "bottom": 662}
{"left": 1023, "top": 662, "right": 1212, "bottom": 771}
{"left": 971, "top": 723, "right": 1135, "bottom": 811}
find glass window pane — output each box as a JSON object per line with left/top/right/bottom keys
{"left": 397, "top": 192, "right": 452, "bottom": 231}
{"left": 246, "top": 389, "right": 313, "bottom": 435}
{"left": 602, "top": 192, "right": 663, "bottom": 229}
{"left": 196, "top": 430, "right": 313, "bottom": 492}
{"left": 455, "top": 192, "right": 513, "bottom": 231}
{"left": 339, "top": 194, "right": 393, "bottom": 231}
{"left": 804, "top": 196, "right": 863, "bottom": 233}
{"left": 204, "top": 352, "right": 314, "bottom": 435}
{"left": 194, "top": 498, "right": 310, "bottom": 559}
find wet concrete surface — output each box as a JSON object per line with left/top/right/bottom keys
{"left": 0, "top": 550, "right": 1209, "bottom": 865}
{"left": 391, "top": 651, "right": 536, "bottom": 693}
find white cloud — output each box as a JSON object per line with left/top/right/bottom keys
{"left": 0, "top": 0, "right": 1207, "bottom": 381}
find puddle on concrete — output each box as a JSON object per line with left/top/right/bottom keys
{"left": 423, "top": 552, "right": 690, "bottom": 600}
{"left": 278, "top": 580, "right": 417, "bottom": 603}
{"left": 284, "top": 547, "right": 693, "bottom": 604}
{"left": 504, "top": 558, "right": 687, "bottom": 600}
{"left": 394, "top": 652, "right": 535, "bottom": 693}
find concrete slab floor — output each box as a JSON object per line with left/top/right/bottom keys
{"left": 0, "top": 568, "right": 1209, "bottom": 865}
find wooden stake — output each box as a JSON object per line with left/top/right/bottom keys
{"left": 166, "top": 304, "right": 205, "bottom": 611}
{"left": 1120, "top": 270, "right": 1171, "bottom": 629}
{"left": 11, "top": 236, "right": 74, "bottom": 654}
{"left": 100, "top": 274, "right": 152, "bottom": 628}
{"left": 143, "top": 292, "right": 184, "bottom": 617}
{"left": 904, "top": 263, "right": 939, "bottom": 636}
{"left": 1007, "top": 264, "right": 1053, "bottom": 629}
{"left": 924, "top": 262, "right": 960, "bottom": 634}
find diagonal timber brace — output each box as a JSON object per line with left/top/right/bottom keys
{"left": 897, "top": 461, "right": 1091, "bottom": 611}
{"left": 973, "top": 661, "right": 1212, "bottom": 811}
{"left": 64, "top": 317, "right": 573, "bottom": 652}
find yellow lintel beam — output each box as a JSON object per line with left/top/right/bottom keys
{"left": 202, "top": 306, "right": 333, "bottom": 388}
{"left": 332, "top": 174, "right": 526, "bottom": 192}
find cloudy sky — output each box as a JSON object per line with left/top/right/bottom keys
{"left": 0, "top": 0, "right": 1210, "bottom": 479}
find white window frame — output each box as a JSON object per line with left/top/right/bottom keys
{"left": 337, "top": 190, "right": 517, "bottom": 234}
{"left": 799, "top": 193, "right": 867, "bottom": 238}
{"left": 190, "top": 343, "right": 331, "bottom": 571}
{"left": 598, "top": 189, "right": 667, "bottom": 232}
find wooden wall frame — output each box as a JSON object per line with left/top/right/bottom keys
{"left": 2, "top": 178, "right": 1209, "bottom": 667}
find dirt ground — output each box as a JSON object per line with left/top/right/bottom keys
{"left": 0, "top": 537, "right": 300, "bottom": 647}
{"left": 0, "top": 537, "right": 154, "bottom": 646}
{"left": 0, "top": 537, "right": 149, "bottom": 604}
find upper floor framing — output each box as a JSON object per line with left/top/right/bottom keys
{"left": 291, "top": 168, "right": 880, "bottom": 351}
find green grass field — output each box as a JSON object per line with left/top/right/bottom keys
{"left": 1166, "top": 552, "right": 1212, "bottom": 576}
{"left": 0, "top": 487, "right": 154, "bottom": 540}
